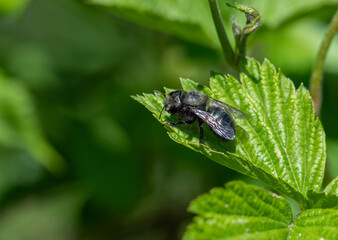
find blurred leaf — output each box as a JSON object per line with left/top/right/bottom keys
{"left": 327, "top": 139, "right": 338, "bottom": 177}
{"left": 0, "top": 150, "right": 43, "bottom": 198}
{"left": 0, "top": 73, "right": 65, "bottom": 172}
{"left": 133, "top": 58, "right": 326, "bottom": 208}
{"left": 5, "top": 45, "right": 57, "bottom": 91}
{"left": 86, "top": 0, "right": 338, "bottom": 78}
{"left": 244, "top": 0, "right": 338, "bottom": 28}
{"left": 0, "top": 0, "right": 31, "bottom": 15}
{"left": 86, "top": 0, "right": 338, "bottom": 49}
{"left": 184, "top": 181, "right": 338, "bottom": 240}
{"left": 86, "top": 0, "right": 217, "bottom": 47}
{"left": 0, "top": 187, "right": 85, "bottom": 240}
{"left": 251, "top": 19, "right": 338, "bottom": 74}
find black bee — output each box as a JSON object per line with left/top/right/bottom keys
{"left": 156, "top": 90, "right": 247, "bottom": 144}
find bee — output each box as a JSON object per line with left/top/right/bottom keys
{"left": 156, "top": 90, "right": 247, "bottom": 144}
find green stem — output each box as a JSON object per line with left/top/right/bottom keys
{"left": 309, "top": 10, "right": 338, "bottom": 115}
{"left": 225, "top": 3, "right": 261, "bottom": 68}
{"left": 208, "top": 0, "right": 235, "bottom": 68}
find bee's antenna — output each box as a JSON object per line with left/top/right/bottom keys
{"left": 154, "top": 90, "right": 166, "bottom": 120}
{"left": 159, "top": 106, "right": 165, "bottom": 120}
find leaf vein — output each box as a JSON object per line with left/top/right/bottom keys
{"left": 253, "top": 79, "right": 301, "bottom": 191}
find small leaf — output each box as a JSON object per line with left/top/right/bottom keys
{"left": 324, "top": 177, "right": 338, "bottom": 196}
{"left": 184, "top": 181, "right": 338, "bottom": 240}
{"left": 226, "top": 3, "right": 261, "bottom": 35}
{"left": 132, "top": 58, "right": 326, "bottom": 208}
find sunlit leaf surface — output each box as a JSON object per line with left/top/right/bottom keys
{"left": 132, "top": 58, "right": 326, "bottom": 208}
{"left": 183, "top": 181, "right": 338, "bottom": 240}
{"left": 325, "top": 177, "right": 338, "bottom": 196}
{"left": 288, "top": 208, "right": 338, "bottom": 240}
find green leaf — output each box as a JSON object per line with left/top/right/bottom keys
{"left": 327, "top": 139, "right": 338, "bottom": 177}
{"left": 0, "top": 0, "right": 31, "bottom": 15}
{"left": 184, "top": 181, "right": 292, "bottom": 240}
{"left": 244, "top": 0, "right": 338, "bottom": 28}
{"left": 184, "top": 181, "right": 338, "bottom": 240}
{"left": 86, "top": 0, "right": 338, "bottom": 48}
{"left": 132, "top": 58, "right": 326, "bottom": 208}
{"left": 325, "top": 177, "right": 338, "bottom": 196}
{"left": 288, "top": 208, "right": 338, "bottom": 240}
{"left": 86, "top": 0, "right": 217, "bottom": 47}
{"left": 0, "top": 73, "right": 65, "bottom": 172}
{"left": 305, "top": 176, "right": 338, "bottom": 209}
{"left": 306, "top": 190, "right": 338, "bottom": 209}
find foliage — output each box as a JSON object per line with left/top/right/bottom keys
{"left": 0, "top": 0, "right": 31, "bottom": 15}
{"left": 184, "top": 181, "right": 338, "bottom": 240}
{"left": 133, "top": 57, "right": 338, "bottom": 238}
{"left": 0, "top": 0, "right": 337, "bottom": 239}
{"left": 86, "top": 0, "right": 215, "bottom": 46}
{"left": 88, "top": 0, "right": 338, "bottom": 75}
{"left": 133, "top": 57, "right": 335, "bottom": 208}
{"left": 87, "top": 0, "right": 338, "bottom": 44}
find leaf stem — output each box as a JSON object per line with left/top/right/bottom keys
{"left": 309, "top": 10, "right": 338, "bottom": 115}
{"left": 208, "top": 0, "right": 235, "bottom": 68}
{"left": 292, "top": 211, "right": 303, "bottom": 222}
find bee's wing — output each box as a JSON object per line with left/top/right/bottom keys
{"left": 208, "top": 98, "right": 248, "bottom": 119}
{"left": 192, "top": 108, "right": 235, "bottom": 140}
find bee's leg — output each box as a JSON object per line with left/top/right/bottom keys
{"left": 198, "top": 118, "right": 204, "bottom": 144}
{"left": 163, "top": 119, "right": 195, "bottom": 127}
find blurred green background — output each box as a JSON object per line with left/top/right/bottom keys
{"left": 0, "top": 0, "right": 337, "bottom": 239}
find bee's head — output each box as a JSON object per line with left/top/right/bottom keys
{"left": 156, "top": 90, "right": 183, "bottom": 120}
{"left": 164, "top": 90, "right": 182, "bottom": 113}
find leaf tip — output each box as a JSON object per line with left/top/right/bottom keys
{"left": 130, "top": 94, "right": 137, "bottom": 100}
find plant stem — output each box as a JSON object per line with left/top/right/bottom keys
{"left": 208, "top": 0, "right": 235, "bottom": 68}
{"left": 226, "top": 3, "right": 260, "bottom": 67}
{"left": 292, "top": 211, "right": 303, "bottom": 222}
{"left": 309, "top": 10, "right": 338, "bottom": 115}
